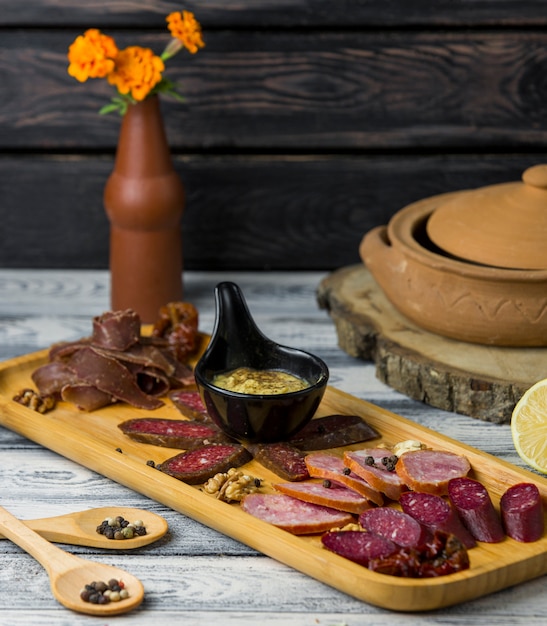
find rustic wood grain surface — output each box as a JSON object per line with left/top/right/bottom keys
{"left": 0, "top": 269, "right": 545, "bottom": 625}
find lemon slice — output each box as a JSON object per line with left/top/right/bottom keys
{"left": 511, "top": 378, "right": 547, "bottom": 474}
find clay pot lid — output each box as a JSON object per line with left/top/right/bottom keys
{"left": 426, "top": 164, "right": 547, "bottom": 270}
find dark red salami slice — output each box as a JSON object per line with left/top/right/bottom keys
{"left": 274, "top": 480, "right": 372, "bottom": 514}
{"left": 158, "top": 443, "right": 252, "bottom": 484}
{"left": 343, "top": 448, "right": 407, "bottom": 501}
{"left": 305, "top": 451, "right": 384, "bottom": 506}
{"left": 249, "top": 442, "right": 309, "bottom": 481}
{"left": 118, "top": 418, "right": 232, "bottom": 449}
{"left": 448, "top": 477, "right": 505, "bottom": 543}
{"left": 169, "top": 390, "right": 210, "bottom": 421}
{"left": 500, "top": 482, "right": 544, "bottom": 542}
{"left": 288, "top": 414, "right": 379, "bottom": 451}
{"left": 395, "top": 449, "right": 470, "bottom": 496}
{"left": 399, "top": 491, "right": 476, "bottom": 548}
{"left": 359, "top": 507, "right": 429, "bottom": 548}
{"left": 321, "top": 530, "right": 397, "bottom": 566}
{"left": 241, "top": 493, "right": 354, "bottom": 534}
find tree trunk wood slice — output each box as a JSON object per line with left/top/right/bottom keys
{"left": 316, "top": 264, "right": 546, "bottom": 424}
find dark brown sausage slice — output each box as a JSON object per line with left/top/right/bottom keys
{"left": 288, "top": 414, "right": 379, "bottom": 451}
{"left": 249, "top": 442, "right": 309, "bottom": 481}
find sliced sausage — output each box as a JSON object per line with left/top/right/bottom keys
{"left": 395, "top": 449, "right": 470, "bottom": 496}
{"left": 448, "top": 477, "right": 505, "bottom": 543}
{"left": 343, "top": 448, "right": 407, "bottom": 501}
{"left": 158, "top": 443, "right": 252, "bottom": 484}
{"left": 399, "top": 491, "right": 476, "bottom": 548}
{"left": 500, "top": 482, "right": 544, "bottom": 542}
{"left": 249, "top": 442, "right": 309, "bottom": 481}
{"left": 274, "top": 480, "right": 372, "bottom": 514}
{"left": 288, "top": 414, "right": 379, "bottom": 451}
{"left": 359, "top": 507, "right": 429, "bottom": 548}
{"left": 321, "top": 530, "right": 397, "bottom": 566}
{"left": 305, "top": 451, "right": 384, "bottom": 506}
{"left": 241, "top": 493, "right": 354, "bottom": 534}
{"left": 169, "top": 390, "right": 211, "bottom": 421}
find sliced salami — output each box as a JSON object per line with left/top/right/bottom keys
{"left": 500, "top": 482, "right": 544, "bottom": 542}
{"left": 321, "top": 530, "right": 397, "bottom": 566}
{"left": 359, "top": 507, "right": 429, "bottom": 548}
{"left": 274, "top": 480, "right": 372, "bottom": 514}
{"left": 447, "top": 477, "right": 505, "bottom": 543}
{"left": 399, "top": 491, "right": 477, "bottom": 549}
{"left": 158, "top": 443, "right": 252, "bottom": 484}
{"left": 288, "top": 414, "right": 379, "bottom": 451}
{"left": 118, "top": 418, "right": 232, "bottom": 449}
{"left": 343, "top": 448, "right": 407, "bottom": 501}
{"left": 249, "top": 442, "right": 309, "bottom": 481}
{"left": 395, "top": 449, "right": 470, "bottom": 496}
{"left": 305, "top": 451, "right": 384, "bottom": 506}
{"left": 169, "top": 390, "right": 211, "bottom": 421}
{"left": 241, "top": 493, "right": 354, "bottom": 534}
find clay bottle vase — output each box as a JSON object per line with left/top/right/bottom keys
{"left": 103, "top": 95, "right": 184, "bottom": 323}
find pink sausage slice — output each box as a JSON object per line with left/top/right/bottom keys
{"left": 359, "top": 507, "right": 429, "bottom": 548}
{"left": 395, "top": 449, "right": 470, "bottom": 496}
{"left": 274, "top": 480, "right": 372, "bottom": 514}
{"left": 500, "top": 482, "right": 544, "bottom": 542}
{"left": 400, "top": 491, "right": 477, "bottom": 548}
{"left": 448, "top": 477, "right": 505, "bottom": 543}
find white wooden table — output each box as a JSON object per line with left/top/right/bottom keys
{"left": 0, "top": 269, "right": 545, "bottom": 625}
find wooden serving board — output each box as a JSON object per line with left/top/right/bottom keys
{"left": 0, "top": 348, "right": 546, "bottom": 612}
{"left": 317, "top": 264, "right": 547, "bottom": 423}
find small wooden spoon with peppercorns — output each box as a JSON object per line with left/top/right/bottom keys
{"left": 0, "top": 504, "right": 145, "bottom": 616}
{"left": 0, "top": 506, "right": 168, "bottom": 549}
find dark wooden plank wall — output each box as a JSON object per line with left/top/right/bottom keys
{"left": 1, "top": 1, "right": 547, "bottom": 271}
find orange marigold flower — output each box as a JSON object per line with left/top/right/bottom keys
{"left": 67, "top": 28, "right": 118, "bottom": 82}
{"left": 107, "top": 46, "right": 165, "bottom": 101}
{"left": 166, "top": 11, "right": 205, "bottom": 54}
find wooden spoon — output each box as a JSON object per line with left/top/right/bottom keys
{"left": 0, "top": 506, "right": 168, "bottom": 549}
{"left": 0, "top": 505, "right": 145, "bottom": 616}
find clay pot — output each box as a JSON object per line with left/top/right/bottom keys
{"left": 360, "top": 167, "right": 547, "bottom": 347}
{"left": 103, "top": 95, "right": 184, "bottom": 323}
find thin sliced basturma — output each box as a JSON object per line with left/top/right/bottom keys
{"left": 395, "top": 449, "right": 471, "bottom": 496}
{"left": 448, "top": 477, "right": 505, "bottom": 543}
{"left": 61, "top": 383, "right": 114, "bottom": 411}
{"left": 359, "top": 507, "right": 429, "bottom": 548}
{"left": 305, "top": 451, "right": 384, "bottom": 505}
{"left": 158, "top": 443, "right": 252, "bottom": 484}
{"left": 249, "top": 442, "right": 309, "bottom": 481}
{"left": 399, "top": 491, "right": 477, "bottom": 549}
{"left": 118, "top": 418, "right": 232, "bottom": 449}
{"left": 288, "top": 414, "right": 379, "bottom": 451}
{"left": 92, "top": 309, "right": 141, "bottom": 351}
{"left": 240, "top": 493, "right": 354, "bottom": 534}
{"left": 321, "top": 530, "right": 397, "bottom": 566}
{"left": 169, "top": 390, "right": 211, "bottom": 421}
{"left": 31, "top": 361, "right": 79, "bottom": 397}
{"left": 274, "top": 481, "right": 372, "bottom": 514}
{"left": 344, "top": 448, "right": 407, "bottom": 501}
{"left": 500, "top": 482, "right": 544, "bottom": 542}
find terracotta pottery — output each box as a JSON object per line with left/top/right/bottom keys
{"left": 359, "top": 166, "right": 547, "bottom": 347}
{"left": 103, "top": 95, "right": 185, "bottom": 323}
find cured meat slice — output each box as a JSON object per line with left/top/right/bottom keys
{"left": 241, "top": 493, "right": 354, "bottom": 535}
{"left": 92, "top": 309, "right": 141, "bottom": 351}
{"left": 169, "top": 390, "right": 210, "bottom": 421}
{"left": 118, "top": 418, "right": 232, "bottom": 449}
{"left": 158, "top": 443, "right": 252, "bottom": 484}
{"left": 31, "top": 361, "right": 78, "bottom": 396}
{"left": 395, "top": 449, "right": 470, "bottom": 496}
{"left": 343, "top": 448, "right": 407, "bottom": 501}
{"left": 67, "top": 346, "right": 163, "bottom": 410}
{"left": 249, "top": 442, "right": 309, "bottom": 481}
{"left": 359, "top": 507, "right": 429, "bottom": 548}
{"left": 448, "top": 477, "right": 505, "bottom": 543}
{"left": 368, "top": 531, "right": 470, "bottom": 578}
{"left": 61, "top": 383, "right": 113, "bottom": 411}
{"left": 288, "top": 414, "right": 379, "bottom": 451}
{"left": 274, "top": 481, "right": 372, "bottom": 514}
{"left": 321, "top": 530, "right": 397, "bottom": 566}
{"left": 500, "top": 482, "right": 544, "bottom": 542}
{"left": 399, "top": 491, "right": 477, "bottom": 549}
{"left": 305, "top": 452, "right": 384, "bottom": 506}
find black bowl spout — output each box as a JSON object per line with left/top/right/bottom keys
{"left": 194, "top": 282, "right": 329, "bottom": 443}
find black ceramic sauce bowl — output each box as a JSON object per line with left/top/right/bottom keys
{"left": 194, "top": 282, "right": 329, "bottom": 443}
